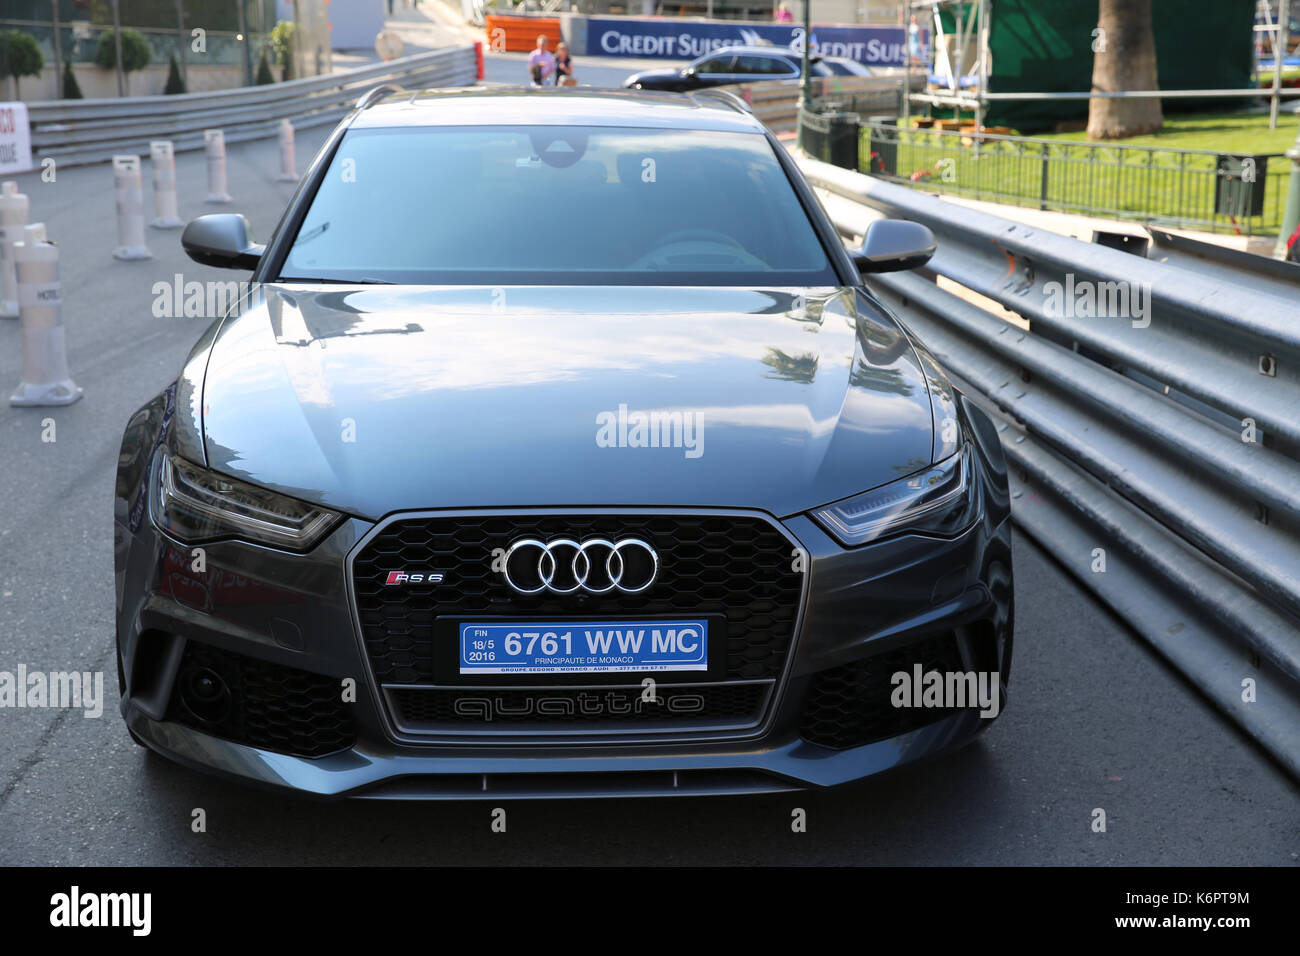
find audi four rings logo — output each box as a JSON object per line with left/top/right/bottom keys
{"left": 502, "top": 538, "right": 658, "bottom": 595}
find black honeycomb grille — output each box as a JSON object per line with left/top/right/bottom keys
{"left": 391, "top": 683, "right": 767, "bottom": 728}
{"left": 352, "top": 514, "right": 803, "bottom": 684}
{"left": 167, "top": 641, "right": 356, "bottom": 758}
{"left": 800, "top": 632, "right": 964, "bottom": 750}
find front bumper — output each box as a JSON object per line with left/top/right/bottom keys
{"left": 124, "top": 700, "right": 997, "bottom": 799}
{"left": 115, "top": 407, "right": 1013, "bottom": 799}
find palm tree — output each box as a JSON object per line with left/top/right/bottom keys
{"left": 1086, "top": 0, "right": 1163, "bottom": 139}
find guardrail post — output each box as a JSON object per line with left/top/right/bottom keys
{"left": 204, "top": 129, "right": 233, "bottom": 204}
{"left": 278, "top": 120, "right": 299, "bottom": 182}
{"left": 0, "top": 181, "right": 29, "bottom": 318}
{"left": 112, "top": 155, "right": 152, "bottom": 261}
{"left": 10, "top": 224, "right": 82, "bottom": 408}
{"left": 1038, "top": 142, "right": 1050, "bottom": 211}
{"left": 1273, "top": 124, "right": 1300, "bottom": 259}
{"left": 149, "top": 141, "right": 184, "bottom": 229}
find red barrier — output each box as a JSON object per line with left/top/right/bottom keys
{"left": 484, "top": 15, "right": 562, "bottom": 54}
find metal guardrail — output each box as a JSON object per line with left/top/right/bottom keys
{"left": 861, "top": 122, "right": 1290, "bottom": 236}
{"left": 797, "top": 154, "right": 1300, "bottom": 777}
{"left": 27, "top": 46, "right": 478, "bottom": 167}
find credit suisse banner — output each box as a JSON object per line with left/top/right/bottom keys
{"left": 0, "top": 103, "right": 33, "bottom": 175}
{"left": 585, "top": 18, "right": 911, "bottom": 67}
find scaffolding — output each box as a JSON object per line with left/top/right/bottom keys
{"left": 901, "top": 0, "right": 989, "bottom": 129}
{"left": 1255, "top": 0, "right": 1294, "bottom": 127}
{"left": 901, "top": 0, "right": 1300, "bottom": 134}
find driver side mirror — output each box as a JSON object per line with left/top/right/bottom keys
{"left": 182, "top": 214, "right": 266, "bottom": 271}
{"left": 682, "top": 66, "right": 698, "bottom": 82}
{"left": 851, "top": 219, "right": 936, "bottom": 275}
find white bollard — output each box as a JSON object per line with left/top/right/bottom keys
{"left": 0, "top": 181, "right": 29, "bottom": 318}
{"left": 149, "top": 140, "right": 184, "bottom": 229}
{"left": 112, "top": 155, "right": 152, "bottom": 260}
{"left": 204, "top": 129, "right": 233, "bottom": 203}
{"left": 278, "top": 119, "right": 299, "bottom": 182}
{"left": 10, "top": 223, "right": 83, "bottom": 407}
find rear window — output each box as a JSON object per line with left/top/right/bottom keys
{"left": 278, "top": 124, "right": 838, "bottom": 285}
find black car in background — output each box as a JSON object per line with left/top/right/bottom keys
{"left": 624, "top": 45, "right": 834, "bottom": 91}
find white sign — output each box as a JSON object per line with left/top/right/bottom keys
{"left": 0, "top": 103, "right": 33, "bottom": 175}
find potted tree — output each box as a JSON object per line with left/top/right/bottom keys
{"left": 0, "top": 31, "right": 44, "bottom": 100}
{"left": 94, "top": 29, "right": 152, "bottom": 96}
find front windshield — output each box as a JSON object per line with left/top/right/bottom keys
{"left": 278, "top": 124, "right": 839, "bottom": 285}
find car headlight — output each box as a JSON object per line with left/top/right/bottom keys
{"left": 149, "top": 450, "right": 340, "bottom": 551}
{"left": 811, "top": 445, "right": 975, "bottom": 547}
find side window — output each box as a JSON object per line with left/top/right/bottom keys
{"left": 696, "top": 55, "right": 736, "bottom": 75}
{"left": 735, "top": 55, "right": 794, "bottom": 75}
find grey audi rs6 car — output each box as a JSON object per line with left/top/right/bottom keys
{"left": 114, "top": 88, "right": 1013, "bottom": 798}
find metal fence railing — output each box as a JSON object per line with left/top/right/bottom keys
{"left": 859, "top": 122, "right": 1290, "bottom": 236}
{"left": 816, "top": 85, "right": 904, "bottom": 118}
{"left": 27, "top": 45, "right": 478, "bottom": 168}
{"left": 719, "top": 76, "right": 914, "bottom": 134}
{"left": 798, "top": 153, "right": 1300, "bottom": 776}
{"left": 798, "top": 107, "right": 862, "bottom": 169}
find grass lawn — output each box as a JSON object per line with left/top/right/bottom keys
{"left": 863, "top": 111, "right": 1297, "bottom": 233}
{"left": 1047, "top": 110, "right": 1300, "bottom": 154}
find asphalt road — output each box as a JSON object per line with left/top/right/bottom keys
{"left": 0, "top": 124, "right": 1295, "bottom": 866}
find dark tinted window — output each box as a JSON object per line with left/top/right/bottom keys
{"left": 695, "top": 55, "right": 735, "bottom": 74}
{"left": 734, "top": 54, "right": 796, "bottom": 75}
{"left": 279, "top": 125, "right": 838, "bottom": 286}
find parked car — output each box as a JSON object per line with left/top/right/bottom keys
{"left": 624, "top": 45, "right": 834, "bottom": 91}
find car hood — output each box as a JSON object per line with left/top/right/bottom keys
{"left": 198, "top": 285, "right": 936, "bottom": 521}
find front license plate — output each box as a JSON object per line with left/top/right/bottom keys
{"left": 458, "top": 620, "right": 708, "bottom": 675}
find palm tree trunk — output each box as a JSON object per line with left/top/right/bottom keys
{"left": 1087, "top": 0, "right": 1163, "bottom": 139}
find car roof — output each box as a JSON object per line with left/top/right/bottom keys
{"left": 705, "top": 45, "right": 794, "bottom": 56}
{"left": 697, "top": 45, "right": 815, "bottom": 60}
{"left": 352, "top": 88, "right": 767, "bottom": 133}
